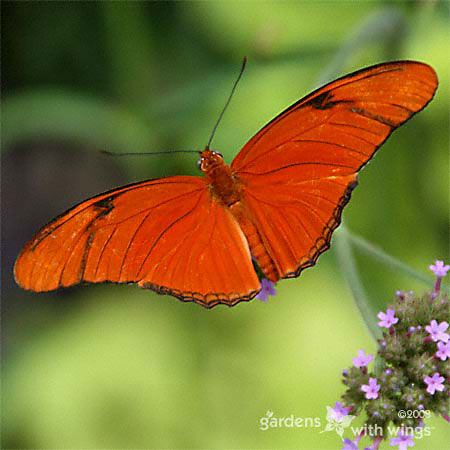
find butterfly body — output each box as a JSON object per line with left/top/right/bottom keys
{"left": 15, "top": 61, "right": 438, "bottom": 308}
{"left": 200, "top": 149, "right": 242, "bottom": 207}
{"left": 200, "top": 148, "right": 281, "bottom": 282}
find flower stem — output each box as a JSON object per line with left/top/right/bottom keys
{"left": 433, "top": 277, "right": 442, "bottom": 298}
{"left": 335, "top": 225, "right": 381, "bottom": 341}
{"left": 346, "top": 233, "right": 448, "bottom": 293}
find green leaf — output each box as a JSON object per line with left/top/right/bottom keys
{"left": 2, "top": 90, "right": 156, "bottom": 153}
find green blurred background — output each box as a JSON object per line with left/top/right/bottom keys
{"left": 2, "top": 1, "right": 449, "bottom": 449}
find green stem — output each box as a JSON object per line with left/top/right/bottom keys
{"left": 314, "top": 8, "right": 408, "bottom": 342}
{"left": 315, "top": 7, "right": 406, "bottom": 86}
{"left": 347, "top": 232, "right": 449, "bottom": 290}
{"left": 346, "top": 233, "right": 438, "bottom": 288}
{"left": 335, "top": 226, "right": 381, "bottom": 341}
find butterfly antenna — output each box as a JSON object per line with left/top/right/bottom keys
{"left": 101, "top": 150, "right": 199, "bottom": 157}
{"left": 206, "top": 57, "right": 248, "bottom": 149}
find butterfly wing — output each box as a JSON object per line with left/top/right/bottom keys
{"left": 14, "top": 176, "right": 260, "bottom": 308}
{"left": 231, "top": 61, "right": 438, "bottom": 279}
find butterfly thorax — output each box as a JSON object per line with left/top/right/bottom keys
{"left": 200, "top": 149, "right": 242, "bottom": 206}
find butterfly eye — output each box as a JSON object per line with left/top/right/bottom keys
{"left": 214, "top": 151, "right": 223, "bottom": 158}
{"left": 197, "top": 158, "right": 203, "bottom": 170}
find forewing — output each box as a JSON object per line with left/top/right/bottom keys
{"left": 231, "top": 61, "right": 438, "bottom": 278}
{"left": 14, "top": 176, "right": 260, "bottom": 308}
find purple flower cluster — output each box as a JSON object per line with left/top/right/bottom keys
{"left": 335, "top": 260, "right": 449, "bottom": 450}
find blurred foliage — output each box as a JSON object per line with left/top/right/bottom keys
{"left": 1, "top": 1, "right": 449, "bottom": 449}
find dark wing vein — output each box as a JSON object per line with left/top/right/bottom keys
{"left": 117, "top": 210, "right": 154, "bottom": 280}
{"left": 292, "top": 139, "right": 369, "bottom": 157}
{"left": 137, "top": 192, "right": 204, "bottom": 278}
{"left": 238, "top": 161, "right": 355, "bottom": 177}
{"left": 328, "top": 121, "right": 383, "bottom": 137}
{"left": 326, "top": 125, "right": 382, "bottom": 146}
{"left": 93, "top": 226, "right": 118, "bottom": 278}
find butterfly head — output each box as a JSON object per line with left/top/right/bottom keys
{"left": 197, "top": 148, "right": 224, "bottom": 173}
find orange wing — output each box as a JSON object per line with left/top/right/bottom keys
{"left": 14, "top": 176, "right": 260, "bottom": 308}
{"left": 232, "top": 61, "right": 438, "bottom": 280}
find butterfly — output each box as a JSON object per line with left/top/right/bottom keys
{"left": 14, "top": 61, "right": 438, "bottom": 308}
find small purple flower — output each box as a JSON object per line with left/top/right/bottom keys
{"left": 361, "top": 377, "right": 380, "bottom": 400}
{"left": 430, "top": 260, "right": 449, "bottom": 297}
{"left": 256, "top": 279, "right": 276, "bottom": 302}
{"left": 390, "top": 429, "right": 415, "bottom": 450}
{"left": 342, "top": 438, "right": 358, "bottom": 450}
{"left": 429, "top": 260, "right": 450, "bottom": 277}
{"left": 436, "top": 341, "right": 450, "bottom": 361}
{"left": 331, "top": 401, "right": 351, "bottom": 420}
{"left": 362, "top": 436, "right": 382, "bottom": 450}
{"left": 424, "top": 372, "right": 445, "bottom": 395}
{"left": 353, "top": 349, "right": 374, "bottom": 368}
{"left": 377, "top": 308, "right": 399, "bottom": 328}
{"left": 425, "top": 320, "right": 449, "bottom": 342}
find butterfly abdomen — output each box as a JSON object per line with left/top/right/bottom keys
{"left": 229, "top": 201, "right": 280, "bottom": 282}
{"left": 202, "top": 153, "right": 280, "bottom": 281}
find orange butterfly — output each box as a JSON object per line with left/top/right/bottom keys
{"left": 14, "top": 61, "right": 438, "bottom": 308}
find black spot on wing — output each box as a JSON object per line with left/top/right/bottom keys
{"left": 78, "top": 231, "right": 95, "bottom": 282}
{"left": 306, "top": 91, "right": 351, "bottom": 110}
{"left": 93, "top": 196, "right": 115, "bottom": 217}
